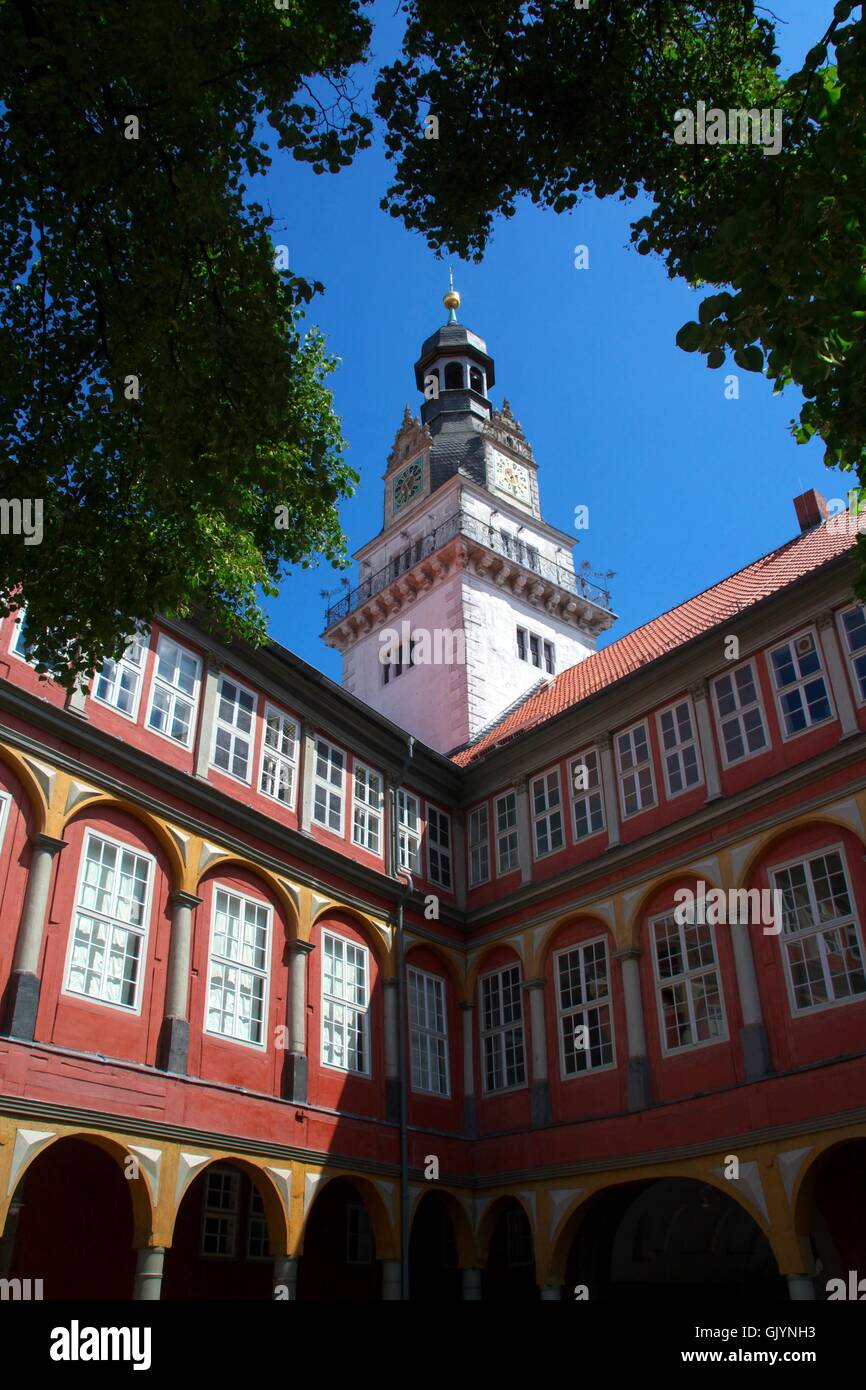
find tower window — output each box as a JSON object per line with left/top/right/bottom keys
{"left": 444, "top": 362, "right": 464, "bottom": 390}
{"left": 382, "top": 634, "right": 418, "bottom": 684}
{"left": 529, "top": 634, "right": 541, "bottom": 668}
{"left": 516, "top": 627, "right": 527, "bottom": 661}
{"left": 544, "top": 641, "right": 555, "bottom": 675}
{"left": 469, "top": 365, "right": 484, "bottom": 393}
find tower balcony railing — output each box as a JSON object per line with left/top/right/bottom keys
{"left": 324, "top": 511, "right": 613, "bottom": 627}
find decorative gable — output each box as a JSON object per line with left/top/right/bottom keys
{"left": 386, "top": 405, "right": 432, "bottom": 475}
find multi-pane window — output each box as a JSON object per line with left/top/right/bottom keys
{"left": 211, "top": 676, "right": 256, "bottom": 783}
{"left": 65, "top": 832, "right": 153, "bottom": 1010}
{"left": 529, "top": 633, "right": 541, "bottom": 668}
{"left": 570, "top": 750, "right": 604, "bottom": 840}
{"left": 531, "top": 768, "right": 564, "bottom": 857}
{"left": 427, "top": 805, "right": 452, "bottom": 888}
{"left": 346, "top": 1203, "right": 373, "bottom": 1264}
{"left": 259, "top": 706, "right": 298, "bottom": 807}
{"left": 93, "top": 632, "right": 148, "bottom": 719}
{"left": 352, "top": 762, "right": 383, "bottom": 854}
{"left": 201, "top": 1169, "right": 239, "bottom": 1258}
{"left": 651, "top": 913, "right": 725, "bottom": 1053}
{"left": 712, "top": 662, "right": 768, "bottom": 765}
{"left": 658, "top": 699, "right": 702, "bottom": 797}
{"left": 480, "top": 964, "right": 526, "bottom": 1092}
{"left": 556, "top": 939, "right": 615, "bottom": 1076}
{"left": 516, "top": 627, "right": 552, "bottom": 672}
{"left": 247, "top": 1187, "right": 271, "bottom": 1260}
{"left": 616, "top": 721, "right": 656, "bottom": 817}
{"left": 408, "top": 967, "right": 449, "bottom": 1095}
{"left": 495, "top": 791, "right": 520, "bottom": 874}
{"left": 772, "top": 849, "right": 866, "bottom": 1012}
{"left": 382, "top": 635, "right": 418, "bottom": 684}
{"left": 322, "top": 931, "right": 369, "bottom": 1073}
{"left": 468, "top": 805, "right": 490, "bottom": 886}
{"left": 313, "top": 738, "right": 345, "bottom": 835}
{"left": 146, "top": 634, "right": 201, "bottom": 747}
{"left": 206, "top": 888, "right": 271, "bottom": 1047}
{"left": 397, "top": 789, "right": 421, "bottom": 873}
{"left": 516, "top": 627, "right": 527, "bottom": 662}
{"left": 543, "top": 640, "right": 555, "bottom": 675}
{"left": 840, "top": 605, "right": 866, "bottom": 702}
{"left": 769, "top": 631, "right": 832, "bottom": 736}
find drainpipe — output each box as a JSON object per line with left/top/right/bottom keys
{"left": 390, "top": 735, "right": 415, "bottom": 1301}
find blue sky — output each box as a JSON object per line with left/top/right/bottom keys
{"left": 260, "top": 0, "right": 845, "bottom": 680}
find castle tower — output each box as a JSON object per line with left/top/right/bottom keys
{"left": 322, "top": 283, "right": 616, "bottom": 754}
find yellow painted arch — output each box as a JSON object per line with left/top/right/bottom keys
{"left": 62, "top": 794, "right": 186, "bottom": 894}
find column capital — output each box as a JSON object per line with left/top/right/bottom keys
{"left": 614, "top": 947, "right": 642, "bottom": 963}
{"left": 30, "top": 833, "right": 67, "bottom": 855}
{"left": 170, "top": 890, "right": 202, "bottom": 910}
{"left": 688, "top": 678, "right": 709, "bottom": 701}
{"left": 596, "top": 733, "right": 611, "bottom": 752}
{"left": 523, "top": 977, "right": 546, "bottom": 991}
{"left": 459, "top": 999, "right": 474, "bottom": 1012}
{"left": 816, "top": 608, "right": 837, "bottom": 632}
{"left": 513, "top": 775, "right": 528, "bottom": 793}
{"left": 289, "top": 938, "right": 315, "bottom": 956}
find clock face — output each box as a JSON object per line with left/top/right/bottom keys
{"left": 392, "top": 457, "right": 424, "bottom": 512}
{"left": 494, "top": 453, "right": 531, "bottom": 504}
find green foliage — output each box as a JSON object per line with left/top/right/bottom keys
{"left": 0, "top": 0, "right": 372, "bottom": 683}
{"left": 376, "top": 0, "right": 866, "bottom": 561}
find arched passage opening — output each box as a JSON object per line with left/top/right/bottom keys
{"left": 481, "top": 1198, "right": 537, "bottom": 1301}
{"left": 797, "top": 1139, "right": 866, "bottom": 1292}
{"left": 409, "top": 1193, "right": 461, "bottom": 1301}
{"left": 297, "top": 1176, "right": 394, "bottom": 1301}
{"left": 6, "top": 1136, "right": 138, "bottom": 1299}
{"left": 162, "top": 1161, "right": 279, "bottom": 1301}
{"left": 558, "top": 1180, "right": 784, "bottom": 1303}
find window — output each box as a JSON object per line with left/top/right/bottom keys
{"left": 840, "top": 605, "right": 866, "bottom": 702}
{"left": 444, "top": 361, "right": 464, "bottom": 390}
{"left": 495, "top": 791, "right": 520, "bottom": 874}
{"left": 543, "top": 640, "right": 555, "bottom": 675}
{"left": 352, "top": 762, "right": 383, "bottom": 854}
{"left": 408, "top": 967, "right": 449, "bottom": 1095}
{"left": 529, "top": 633, "right": 541, "bottom": 668}
{"left": 712, "top": 662, "right": 768, "bottom": 765}
{"left": 468, "top": 805, "right": 490, "bottom": 886}
{"left": 769, "top": 631, "right": 832, "bottom": 736}
{"left": 570, "top": 750, "right": 605, "bottom": 840}
{"left": 382, "top": 634, "right": 419, "bottom": 685}
{"left": 480, "top": 964, "right": 526, "bottom": 1092}
{"left": 427, "top": 805, "right": 452, "bottom": 888}
{"left": 322, "top": 931, "right": 369, "bottom": 1073}
{"left": 259, "top": 705, "right": 298, "bottom": 807}
{"left": 516, "top": 627, "right": 527, "bottom": 662}
{"left": 206, "top": 887, "right": 271, "bottom": 1047}
{"left": 556, "top": 939, "right": 615, "bottom": 1075}
{"left": 771, "top": 849, "right": 866, "bottom": 1012}
{"left": 651, "top": 912, "right": 725, "bottom": 1053}
{"left": 469, "top": 365, "right": 484, "bottom": 393}
{"left": 247, "top": 1187, "right": 271, "bottom": 1260}
{"left": 146, "top": 634, "right": 201, "bottom": 747}
{"left": 531, "top": 767, "right": 564, "bottom": 857}
{"left": 65, "top": 832, "right": 153, "bottom": 1010}
{"left": 211, "top": 675, "right": 256, "bottom": 783}
{"left": 9, "top": 609, "right": 32, "bottom": 663}
{"left": 397, "top": 789, "right": 421, "bottom": 873}
{"left": 657, "top": 699, "right": 702, "bottom": 797}
{"left": 525, "top": 544, "right": 541, "bottom": 573}
{"left": 201, "top": 1169, "right": 239, "bottom": 1258}
{"left": 616, "top": 722, "right": 656, "bottom": 816}
{"left": 92, "top": 632, "right": 148, "bottom": 719}
{"left": 346, "top": 1203, "right": 373, "bottom": 1264}
{"left": 312, "top": 737, "right": 345, "bottom": 834}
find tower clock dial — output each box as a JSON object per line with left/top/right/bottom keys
{"left": 392, "top": 457, "right": 425, "bottom": 512}
{"left": 494, "top": 453, "right": 531, "bottom": 505}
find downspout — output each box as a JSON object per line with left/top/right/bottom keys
{"left": 390, "top": 734, "right": 415, "bottom": 1301}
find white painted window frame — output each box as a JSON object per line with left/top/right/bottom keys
{"left": 62, "top": 828, "right": 155, "bottom": 1015}
{"left": 204, "top": 883, "right": 272, "bottom": 1050}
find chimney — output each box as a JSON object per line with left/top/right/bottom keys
{"left": 793, "top": 489, "right": 829, "bottom": 533}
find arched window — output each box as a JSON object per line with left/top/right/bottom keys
{"left": 469, "top": 365, "right": 484, "bottom": 393}
{"left": 444, "top": 362, "right": 464, "bottom": 390}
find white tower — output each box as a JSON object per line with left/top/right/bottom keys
{"left": 322, "top": 285, "right": 616, "bottom": 754}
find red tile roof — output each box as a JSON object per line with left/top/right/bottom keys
{"left": 451, "top": 512, "right": 861, "bottom": 767}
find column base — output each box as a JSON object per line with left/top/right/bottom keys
{"left": 462, "top": 1268, "right": 482, "bottom": 1300}
{"left": 4, "top": 970, "right": 40, "bottom": 1040}
{"left": 787, "top": 1273, "right": 816, "bottom": 1301}
{"left": 626, "top": 1056, "right": 652, "bottom": 1112}
{"left": 385, "top": 1077, "right": 400, "bottom": 1124}
{"left": 530, "top": 1079, "right": 552, "bottom": 1129}
{"left": 159, "top": 1016, "right": 190, "bottom": 1075}
{"left": 539, "top": 1284, "right": 562, "bottom": 1300}
{"left": 273, "top": 1255, "right": 299, "bottom": 1300}
{"left": 381, "top": 1259, "right": 402, "bottom": 1300}
{"left": 133, "top": 1246, "right": 165, "bottom": 1301}
{"left": 283, "top": 1053, "right": 308, "bottom": 1105}
{"left": 741, "top": 1021, "right": 772, "bottom": 1081}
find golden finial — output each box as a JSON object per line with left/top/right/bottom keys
{"left": 443, "top": 264, "right": 461, "bottom": 321}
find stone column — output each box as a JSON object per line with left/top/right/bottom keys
{"left": 160, "top": 890, "right": 202, "bottom": 1075}
{"left": 193, "top": 657, "right": 221, "bottom": 780}
{"left": 133, "top": 1246, "right": 165, "bottom": 1301}
{"left": 284, "top": 940, "right": 313, "bottom": 1104}
{"left": 525, "top": 979, "right": 551, "bottom": 1128}
{"left": 299, "top": 725, "right": 318, "bottom": 836}
{"left": 6, "top": 833, "right": 67, "bottom": 1040}
{"left": 461, "top": 1001, "right": 476, "bottom": 1136}
{"left": 615, "top": 949, "right": 652, "bottom": 1111}
{"left": 729, "top": 921, "right": 772, "bottom": 1080}
{"left": 462, "top": 1267, "right": 482, "bottom": 1300}
{"left": 689, "top": 680, "right": 722, "bottom": 801}
{"left": 597, "top": 736, "right": 620, "bottom": 848}
{"left": 817, "top": 611, "right": 858, "bottom": 737}
{"left": 787, "top": 1273, "right": 816, "bottom": 1301}
{"left": 273, "top": 1255, "right": 299, "bottom": 1300}
{"left": 539, "top": 1284, "right": 562, "bottom": 1300}
{"left": 514, "top": 777, "right": 533, "bottom": 885}
{"left": 381, "top": 1259, "right": 402, "bottom": 1300}
{"left": 383, "top": 977, "right": 400, "bottom": 1124}
{"left": 451, "top": 812, "right": 467, "bottom": 910}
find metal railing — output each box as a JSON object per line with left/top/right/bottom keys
{"left": 324, "top": 510, "right": 612, "bottom": 626}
